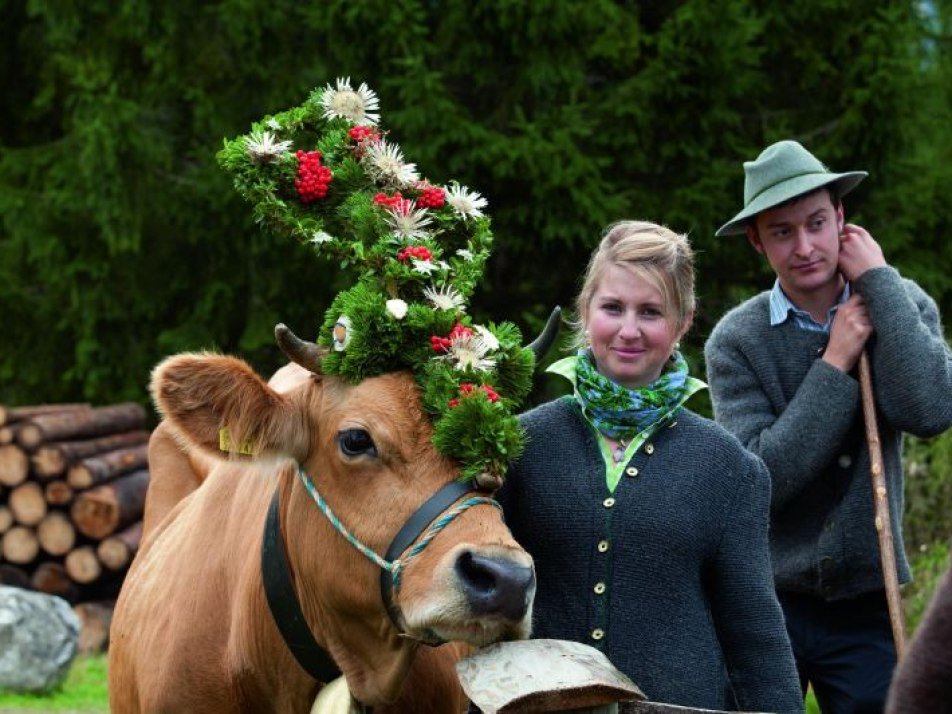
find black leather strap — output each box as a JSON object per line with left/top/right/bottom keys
{"left": 380, "top": 479, "right": 475, "bottom": 630}
{"left": 262, "top": 488, "right": 341, "bottom": 682}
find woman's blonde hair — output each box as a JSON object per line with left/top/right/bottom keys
{"left": 572, "top": 220, "right": 696, "bottom": 348}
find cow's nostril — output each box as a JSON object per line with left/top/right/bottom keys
{"left": 455, "top": 550, "right": 535, "bottom": 621}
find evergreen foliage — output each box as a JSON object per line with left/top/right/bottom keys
{"left": 2, "top": 0, "right": 950, "bottom": 417}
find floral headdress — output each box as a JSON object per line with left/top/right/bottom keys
{"left": 217, "top": 78, "right": 550, "bottom": 483}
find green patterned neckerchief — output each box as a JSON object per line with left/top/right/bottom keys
{"left": 547, "top": 350, "right": 706, "bottom": 493}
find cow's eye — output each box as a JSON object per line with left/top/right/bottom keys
{"left": 338, "top": 429, "right": 377, "bottom": 457}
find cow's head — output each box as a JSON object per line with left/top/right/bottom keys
{"left": 150, "top": 327, "right": 537, "bottom": 653}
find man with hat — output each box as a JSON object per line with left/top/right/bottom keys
{"left": 704, "top": 140, "right": 952, "bottom": 712}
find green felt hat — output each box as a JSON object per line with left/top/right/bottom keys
{"left": 716, "top": 140, "right": 867, "bottom": 236}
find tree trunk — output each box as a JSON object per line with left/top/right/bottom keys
{"left": 31, "top": 561, "right": 79, "bottom": 602}
{"left": 9, "top": 481, "right": 47, "bottom": 526}
{"left": 0, "top": 563, "right": 32, "bottom": 589}
{"left": 65, "top": 545, "right": 102, "bottom": 584}
{"left": 37, "top": 510, "right": 77, "bottom": 556}
{"left": 16, "top": 403, "right": 147, "bottom": 451}
{"left": 32, "top": 429, "right": 151, "bottom": 477}
{"left": 73, "top": 600, "right": 115, "bottom": 653}
{"left": 70, "top": 469, "right": 150, "bottom": 540}
{"left": 2, "top": 525, "right": 39, "bottom": 564}
{"left": 0, "top": 444, "right": 29, "bottom": 486}
{"left": 96, "top": 521, "right": 143, "bottom": 571}
{"left": 44, "top": 480, "right": 75, "bottom": 506}
{"left": 67, "top": 444, "right": 149, "bottom": 489}
{"left": 0, "top": 504, "right": 13, "bottom": 534}
{"left": 0, "top": 403, "right": 91, "bottom": 427}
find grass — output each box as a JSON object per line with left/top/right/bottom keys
{"left": 0, "top": 654, "right": 108, "bottom": 713}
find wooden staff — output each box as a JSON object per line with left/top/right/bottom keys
{"left": 858, "top": 351, "right": 906, "bottom": 658}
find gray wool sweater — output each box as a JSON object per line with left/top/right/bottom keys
{"left": 705, "top": 266, "right": 952, "bottom": 600}
{"left": 498, "top": 398, "right": 803, "bottom": 713}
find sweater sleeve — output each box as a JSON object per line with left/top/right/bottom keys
{"left": 886, "top": 567, "right": 952, "bottom": 713}
{"left": 705, "top": 322, "right": 860, "bottom": 508}
{"left": 856, "top": 267, "right": 952, "bottom": 437}
{"left": 705, "top": 454, "right": 804, "bottom": 714}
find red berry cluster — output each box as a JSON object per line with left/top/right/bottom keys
{"left": 295, "top": 150, "right": 332, "bottom": 203}
{"left": 416, "top": 186, "right": 445, "bottom": 209}
{"left": 373, "top": 191, "right": 403, "bottom": 208}
{"left": 349, "top": 126, "right": 380, "bottom": 143}
{"left": 397, "top": 245, "right": 433, "bottom": 263}
{"left": 449, "top": 382, "right": 500, "bottom": 409}
{"left": 374, "top": 192, "right": 415, "bottom": 213}
{"left": 430, "top": 323, "right": 474, "bottom": 353}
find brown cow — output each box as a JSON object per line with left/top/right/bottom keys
{"left": 109, "top": 334, "right": 535, "bottom": 713}
{"left": 138, "top": 363, "right": 471, "bottom": 713}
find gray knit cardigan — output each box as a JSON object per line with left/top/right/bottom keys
{"left": 705, "top": 267, "right": 952, "bottom": 600}
{"left": 498, "top": 397, "right": 803, "bottom": 713}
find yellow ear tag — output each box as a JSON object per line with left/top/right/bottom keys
{"left": 218, "top": 427, "right": 256, "bottom": 455}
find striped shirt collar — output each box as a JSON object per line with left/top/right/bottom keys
{"left": 769, "top": 279, "right": 850, "bottom": 333}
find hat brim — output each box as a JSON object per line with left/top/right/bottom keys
{"left": 716, "top": 171, "right": 867, "bottom": 236}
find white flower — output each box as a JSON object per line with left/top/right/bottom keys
{"left": 474, "top": 325, "right": 500, "bottom": 351}
{"left": 411, "top": 259, "right": 439, "bottom": 275}
{"left": 423, "top": 285, "right": 466, "bottom": 312}
{"left": 266, "top": 117, "right": 281, "bottom": 130}
{"left": 384, "top": 203, "right": 431, "bottom": 240}
{"left": 445, "top": 333, "right": 496, "bottom": 372}
{"left": 320, "top": 77, "right": 380, "bottom": 125}
{"left": 363, "top": 140, "right": 419, "bottom": 188}
{"left": 386, "top": 299, "right": 408, "bottom": 320}
{"left": 446, "top": 182, "right": 488, "bottom": 220}
{"left": 310, "top": 231, "right": 335, "bottom": 245}
{"left": 245, "top": 130, "right": 293, "bottom": 164}
{"left": 332, "top": 316, "right": 352, "bottom": 351}
{"left": 456, "top": 248, "right": 475, "bottom": 261}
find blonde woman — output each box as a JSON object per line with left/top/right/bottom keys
{"left": 497, "top": 221, "right": 802, "bottom": 712}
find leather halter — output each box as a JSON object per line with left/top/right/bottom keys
{"left": 261, "top": 475, "right": 490, "bottom": 680}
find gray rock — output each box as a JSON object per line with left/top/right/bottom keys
{"left": 0, "top": 585, "right": 80, "bottom": 693}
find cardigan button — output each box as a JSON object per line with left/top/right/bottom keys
{"left": 603, "top": 497, "right": 616, "bottom": 508}
{"left": 591, "top": 628, "right": 605, "bottom": 641}
{"left": 625, "top": 466, "right": 639, "bottom": 477}
{"left": 644, "top": 443, "right": 655, "bottom": 455}
{"left": 593, "top": 582, "right": 606, "bottom": 595}
{"left": 837, "top": 454, "right": 853, "bottom": 468}
{"left": 597, "top": 540, "right": 609, "bottom": 553}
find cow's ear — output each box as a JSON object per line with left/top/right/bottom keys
{"left": 150, "top": 353, "right": 290, "bottom": 457}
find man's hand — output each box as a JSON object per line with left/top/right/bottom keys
{"left": 823, "top": 293, "right": 873, "bottom": 373}
{"left": 838, "top": 223, "right": 887, "bottom": 282}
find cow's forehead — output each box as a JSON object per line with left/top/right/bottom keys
{"left": 320, "top": 372, "right": 426, "bottom": 423}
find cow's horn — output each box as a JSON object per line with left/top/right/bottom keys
{"left": 526, "top": 306, "right": 562, "bottom": 363}
{"left": 275, "top": 323, "right": 325, "bottom": 374}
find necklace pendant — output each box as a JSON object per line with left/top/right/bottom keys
{"left": 613, "top": 443, "right": 626, "bottom": 462}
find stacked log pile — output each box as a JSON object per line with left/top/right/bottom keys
{"left": 0, "top": 401, "right": 151, "bottom": 648}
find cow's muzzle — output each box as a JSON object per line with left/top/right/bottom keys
{"left": 454, "top": 550, "right": 536, "bottom": 622}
